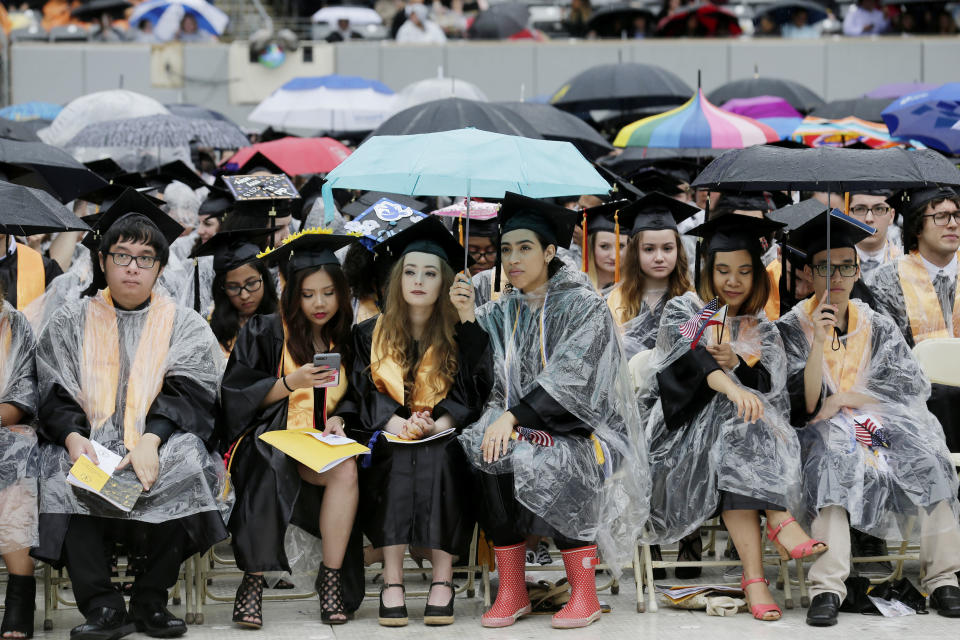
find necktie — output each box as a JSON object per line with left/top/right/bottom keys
{"left": 933, "top": 272, "right": 955, "bottom": 327}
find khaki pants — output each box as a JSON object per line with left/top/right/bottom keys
{"left": 808, "top": 502, "right": 960, "bottom": 600}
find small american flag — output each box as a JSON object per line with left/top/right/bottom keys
{"left": 515, "top": 426, "right": 554, "bottom": 447}
{"left": 854, "top": 415, "right": 890, "bottom": 449}
{"left": 679, "top": 297, "right": 724, "bottom": 348}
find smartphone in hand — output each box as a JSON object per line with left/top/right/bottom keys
{"left": 313, "top": 353, "right": 341, "bottom": 388}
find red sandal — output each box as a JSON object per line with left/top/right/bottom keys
{"left": 740, "top": 575, "right": 781, "bottom": 621}
{"left": 766, "top": 516, "right": 828, "bottom": 560}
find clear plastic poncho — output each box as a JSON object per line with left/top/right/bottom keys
{"left": 777, "top": 298, "right": 960, "bottom": 538}
{"left": 36, "top": 291, "right": 230, "bottom": 523}
{"left": 0, "top": 303, "right": 40, "bottom": 554}
{"left": 614, "top": 296, "right": 667, "bottom": 361}
{"left": 459, "top": 267, "right": 650, "bottom": 574}
{"left": 639, "top": 292, "right": 802, "bottom": 543}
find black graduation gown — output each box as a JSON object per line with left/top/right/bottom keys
{"left": 351, "top": 317, "right": 487, "bottom": 555}
{"left": 33, "top": 299, "right": 227, "bottom": 568}
{"left": 0, "top": 247, "right": 62, "bottom": 308}
{"left": 218, "top": 313, "right": 365, "bottom": 611}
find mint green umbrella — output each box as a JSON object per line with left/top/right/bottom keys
{"left": 322, "top": 128, "right": 609, "bottom": 264}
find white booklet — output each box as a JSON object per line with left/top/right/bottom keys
{"left": 383, "top": 427, "right": 456, "bottom": 445}
{"left": 67, "top": 440, "right": 143, "bottom": 512}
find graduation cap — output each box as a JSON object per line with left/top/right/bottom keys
{"left": 342, "top": 196, "right": 429, "bottom": 251}
{"left": 713, "top": 192, "right": 775, "bottom": 218}
{"left": 592, "top": 163, "right": 641, "bottom": 200}
{"left": 628, "top": 168, "right": 685, "bottom": 197}
{"left": 198, "top": 189, "right": 234, "bottom": 220}
{"left": 197, "top": 228, "right": 276, "bottom": 275}
{"left": 372, "top": 215, "right": 471, "bottom": 273}
{"left": 341, "top": 191, "right": 427, "bottom": 218}
{"left": 784, "top": 209, "right": 875, "bottom": 263}
{"left": 233, "top": 151, "right": 284, "bottom": 177}
{"left": 84, "top": 158, "right": 127, "bottom": 182}
{"left": 499, "top": 192, "right": 580, "bottom": 250}
{"left": 79, "top": 183, "right": 165, "bottom": 209}
{"left": 258, "top": 228, "right": 358, "bottom": 275}
{"left": 619, "top": 192, "right": 700, "bottom": 236}
{"left": 224, "top": 174, "right": 301, "bottom": 226}
{"left": 580, "top": 199, "right": 632, "bottom": 283}
{"left": 82, "top": 187, "right": 184, "bottom": 250}
{"left": 141, "top": 160, "right": 207, "bottom": 191}
{"left": 687, "top": 212, "right": 785, "bottom": 256}
{"left": 886, "top": 186, "right": 958, "bottom": 218}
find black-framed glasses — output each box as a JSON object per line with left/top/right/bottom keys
{"left": 849, "top": 204, "right": 891, "bottom": 218}
{"left": 468, "top": 248, "right": 498, "bottom": 260}
{"left": 106, "top": 252, "right": 158, "bottom": 269}
{"left": 223, "top": 279, "right": 263, "bottom": 296}
{"left": 924, "top": 210, "right": 960, "bottom": 226}
{"left": 812, "top": 263, "right": 858, "bottom": 278}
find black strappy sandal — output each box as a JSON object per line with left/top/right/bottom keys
{"left": 317, "top": 564, "right": 348, "bottom": 625}
{"left": 423, "top": 581, "right": 456, "bottom": 626}
{"left": 1, "top": 574, "right": 35, "bottom": 639}
{"left": 378, "top": 583, "right": 408, "bottom": 627}
{"left": 232, "top": 573, "right": 265, "bottom": 629}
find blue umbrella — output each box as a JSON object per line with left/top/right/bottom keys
{"left": 882, "top": 83, "right": 960, "bottom": 154}
{"left": 0, "top": 101, "right": 62, "bottom": 122}
{"left": 321, "top": 128, "right": 610, "bottom": 264}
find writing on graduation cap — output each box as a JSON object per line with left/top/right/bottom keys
{"left": 344, "top": 198, "right": 426, "bottom": 248}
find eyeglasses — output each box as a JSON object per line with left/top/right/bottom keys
{"left": 106, "top": 252, "right": 158, "bottom": 269}
{"left": 849, "top": 204, "right": 891, "bottom": 218}
{"left": 468, "top": 248, "right": 498, "bottom": 260}
{"left": 924, "top": 210, "right": 960, "bottom": 226}
{"left": 812, "top": 263, "right": 858, "bottom": 278}
{"left": 223, "top": 279, "right": 263, "bottom": 296}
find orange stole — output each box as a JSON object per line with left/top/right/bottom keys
{"left": 0, "top": 313, "right": 12, "bottom": 391}
{"left": 15, "top": 244, "right": 45, "bottom": 311}
{"left": 79, "top": 290, "right": 176, "bottom": 451}
{"left": 369, "top": 315, "right": 450, "bottom": 413}
{"left": 280, "top": 325, "right": 347, "bottom": 430}
{"left": 764, "top": 260, "right": 782, "bottom": 321}
{"left": 803, "top": 296, "right": 870, "bottom": 393}
{"left": 897, "top": 251, "right": 960, "bottom": 343}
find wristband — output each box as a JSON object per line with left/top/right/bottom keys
{"left": 281, "top": 375, "right": 294, "bottom": 393}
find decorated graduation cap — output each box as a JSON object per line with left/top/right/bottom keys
{"left": 886, "top": 186, "right": 959, "bottom": 218}
{"left": 197, "top": 228, "right": 277, "bottom": 275}
{"left": 258, "top": 228, "right": 358, "bottom": 278}
{"left": 372, "top": 215, "right": 471, "bottom": 273}
{"left": 343, "top": 195, "right": 429, "bottom": 252}
{"left": 620, "top": 192, "right": 700, "bottom": 236}
{"left": 341, "top": 191, "right": 427, "bottom": 218}
{"left": 223, "top": 174, "right": 301, "bottom": 226}
{"left": 783, "top": 208, "right": 875, "bottom": 263}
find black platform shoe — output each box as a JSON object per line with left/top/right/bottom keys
{"left": 232, "top": 572, "right": 265, "bottom": 629}
{"left": 423, "top": 581, "right": 455, "bottom": 626}
{"left": 1, "top": 574, "right": 35, "bottom": 639}
{"left": 378, "top": 583, "right": 408, "bottom": 627}
{"left": 318, "top": 564, "right": 349, "bottom": 625}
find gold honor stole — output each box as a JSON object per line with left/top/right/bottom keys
{"left": 764, "top": 259, "right": 782, "bottom": 321}
{"left": 80, "top": 290, "right": 176, "bottom": 451}
{"left": 897, "top": 251, "right": 960, "bottom": 343}
{"left": 606, "top": 286, "right": 628, "bottom": 326}
{"left": 280, "top": 323, "right": 347, "bottom": 430}
{"left": 0, "top": 314, "right": 12, "bottom": 391}
{"left": 804, "top": 296, "right": 870, "bottom": 393}
{"left": 369, "top": 315, "right": 450, "bottom": 413}
{"left": 15, "top": 243, "right": 45, "bottom": 311}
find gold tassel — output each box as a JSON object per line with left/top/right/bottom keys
{"left": 614, "top": 208, "right": 621, "bottom": 283}
{"left": 581, "top": 211, "right": 588, "bottom": 273}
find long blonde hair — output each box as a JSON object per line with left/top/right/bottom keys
{"left": 616, "top": 230, "right": 691, "bottom": 323}
{"left": 377, "top": 258, "right": 460, "bottom": 401}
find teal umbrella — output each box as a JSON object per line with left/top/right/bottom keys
{"left": 322, "top": 128, "right": 610, "bottom": 265}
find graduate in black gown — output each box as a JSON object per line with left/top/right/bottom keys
{"left": 218, "top": 230, "right": 363, "bottom": 628}
{"left": 351, "top": 216, "right": 487, "bottom": 628}
{"left": 0, "top": 233, "right": 62, "bottom": 311}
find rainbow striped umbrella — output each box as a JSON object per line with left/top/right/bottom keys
{"left": 613, "top": 89, "right": 780, "bottom": 149}
{"left": 790, "top": 116, "right": 924, "bottom": 149}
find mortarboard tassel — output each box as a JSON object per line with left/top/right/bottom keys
{"left": 844, "top": 192, "right": 850, "bottom": 216}
{"left": 458, "top": 217, "right": 464, "bottom": 246}
{"left": 581, "top": 210, "right": 588, "bottom": 273}
{"left": 614, "top": 208, "right": 621, "bottom": 283}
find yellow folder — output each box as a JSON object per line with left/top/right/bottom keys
{"left": 259, "top": 429, "right": 370, "bottom": 473}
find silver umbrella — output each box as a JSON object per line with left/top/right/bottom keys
{"left": 64, "top": 114, "right": 250, "bottom": 150}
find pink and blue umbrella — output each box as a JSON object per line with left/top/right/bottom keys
{"left": 614, "top": 89, "right": 780, "bottom": 149}
{"left": 881, "top": 83, "right": 960, "bottom": 154}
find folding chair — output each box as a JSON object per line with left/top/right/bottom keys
{"left": 912, "top": 338, "right": 960, "bottom": 386}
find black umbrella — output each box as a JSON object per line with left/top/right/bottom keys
{"left": 467, "top": 2, "right": 530, "bottom": 39}
{"left": 754, "top": 0, "right": 829, "bottom": 26}
{"left": 586, "top": 4, "right": 656, "bottom": 38}
{"left": 808, "top": 98, "right": 892, "bottom": 123}
{"left": 656, "top": 2, "right": 743, "bottom": 36}
{"left": 550, "top": 63, "right": 692, "bottom": 112}
{"left": 599, "top": 147, "right": 717, "bottom": 175}
{"left": 707, "top": 76, "right": 825, "bottom": 114}
{"left": 691, "top": 146, "right": 960, "bottom": 191}
{"left": 0, "top": 139, "right": 107, "bottom": 204}
{"left": 71, "top": 0, "right": 132, "bottom": 20}
{"left": 0, "top": 118, "right": 41, "bottom": 142}
{"left": 0, "top": 182, "right": 91, "bottom": 235}
{"left": 498, "top": 102, "right": 613, "bottom": 159}
{"left": 371, "top": 98, "right": 542, "bottom": 139}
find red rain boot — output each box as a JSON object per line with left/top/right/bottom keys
{"left": 481, "top": 543, "right": 531, "bottom": 628}
{"left": 552, "top": 545, "right": 602, "bottom": 629}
